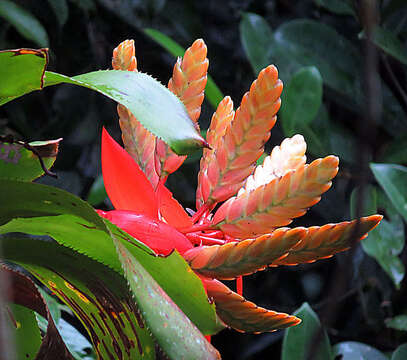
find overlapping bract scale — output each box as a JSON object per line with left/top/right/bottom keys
{"left": 184, "top": 227, "right": 306, "bottom": 279}
{"left": 212, "top": 155, "right": 339, "bottom": 239}
{"left": 112, "top": 40, "right": 159, "bottom": 187}
{"left": 197, "top": 65, "right": 282, "bottom": 208}
{"left": 272, "top": 215, "right": 382, "bottom": 266}
{"left": 155, "top": 39, "right": 208, "bottom": 179}
{"left": 201, "top": 277, "right": 301, "bottom": 333}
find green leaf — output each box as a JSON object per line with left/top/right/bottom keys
{"left": 281, "top": 303, "right": 332, "bottom": 360}
{"left": 370, "top": 163, "right": 407, "bottom": 222}
{"left": 314, "top": 0, "right": 355, "bottom": 16}
{"left": 86, "top": 175, "right": 107, "bottom": 206}
{"left": 144, "top": 28, "right": 224, "bottom": 109}
{"left": 392, "top": 344, "right": 407, "bottom": 360}
{"left": 44, "top": 70, "right": 205, "bottom": 155}
{"left": 371, "top": 26, "right": 407, "bottom": 65}
{"left": 350, "top": 185, "right": 405, "bottom": 287}
{"left": 333, "top": 341, "right": 388, "bottom": 360}
{"left": 379, "top": 135, "right": 407, "bottom": 164}
{"left": 386, "top": 315, "right": 407, "bottom": 331}
{"left": 1, "top": 233, "right": 156, "bottom": 360}
{"left": 0, "top": 0, "right": 49, "bottom": 47}
{"left": 239, "top": 12, "right": 274, "bottom": 74}
{"left": 0, "top": 48, "right": 48, "bottom": 105}
{"left": 47, "top": 0, "right": 69, "bottom": 27}
{"left": 113, "top": 235, "right": 221, "bottom": 360}
{"left": 5, "top": 303, "right": 42, "bottom": 359}
{"left": 280, "top": 66, "right": 323, "bottom": 136}
{"left": 0, "top": 139, "right": 61, "bottom": 181}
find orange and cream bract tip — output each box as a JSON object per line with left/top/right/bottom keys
{"left": 98, "top": 38, "right": 384, "bottom": 336}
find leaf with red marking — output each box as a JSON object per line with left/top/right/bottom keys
{"left": 0, "top": 233, "right": 156, "bottom": 360}
{"left": 155, "top": 39, "right": 209, "bottom": 179}
{"left": 202, "top": 277, "right": 301, "bottom": 333}
{"left": 101, "top": 127, "right": 159, "bottom": 218}
{"left": 198, "top": 65, "right": 282, "bottom": 207}
{"left": 272, "top": 215, "right": 382, "bottom": 266}
{"left": 213, "top": 155, "right": 339, "bottom": 239}
{"left": 184, "top": 227, "right": 306, "bottom": 279}
{"left": 112, "top": 40, "right": 159, "bottom": 187}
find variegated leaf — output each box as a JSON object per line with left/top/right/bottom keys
{"left": 112, "top": 40, "right": 159, "bottom": 187}
{"left": 155, "top": 39, "right": 208, "bottom": 179}
{"left": 196, "top": 96, "right": 235, "bottom": 209}
{"left": 213, "top": 155, "right": 339, "bottom": 239}
{"left": 184, "top": 227, "right": 306, "bottom": 279}
{"left": 201, "top": 277, "right": 301, "bottom": 333}
{"left": 197, "top": 65, "right": 282, "bottom": 208}
{"left": 272, "top": 215, "right": 383, "bottom": 266}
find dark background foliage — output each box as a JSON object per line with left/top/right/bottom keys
{"left": 1, "top": 0, "right": 407, "bottom": 359}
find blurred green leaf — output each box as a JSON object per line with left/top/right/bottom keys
{"left": 0, "top": 0, "right": 49, "bottom": 47}
{"left": 86, "top": 175, "right": 107, "bottom": 206}
{"left": 239, "top": 12, "right": 274, "bottom": 74}
{"left": 5, "top": 303, "right": 42, "bottom": 359}
{"left": 69, "top": 0, "right": 96, "bottom": 12}
{"left": 380, "top": 135, "right": 407, "bottom": 164}
{"left": 314, "top": 0, "right": 355, "bottom": 16}
{"left": 144, "top": 28, "right": 224, "bottom": 109}
{"left": 281, "top": 303, "right": 332, "bottom": 360}
{"left": 0, "top": 139, "right": 61, "bottom": 181}
{"left": 370, "top": 163, "right": 407, "bottom": 222}
{"left": 371, "top": 26, "right": 407, "bottom": 65}
{"left": 113, "top": 235, "right": 221, "bottom": 360}
{"left": 350, "top": 185, "right": 405, "bottom": 287}
{"left": 386, "top": 315, "right": 407, "bottom": 331}
{"left": 392, "top": 344, "right": 407, "bottom": 360}
{"left": 44, "top": 70, "right": 205, "bottom": 155}
{"left": 333, "top": 341, "right": 388, "bottom": 359}
{"left": 0, "top": 48, "right": 48, "bottom": 105}
{"left": 280, "top": 66, "right": 323, "bottom": 136}
{"left": 47, "top": 0, "right": 69, "bottom": 27}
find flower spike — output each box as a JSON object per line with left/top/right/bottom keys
{"left": 155, "top": 39, "right": 209, "bottom": 179}
{"left": 197, "top": 65, "right": 282, "bottom": 208}
{"left": 213, "top": 155, "right": 339, "bottom": 239}
{"left": 112, "top": 40, "right": 159, "bottom": 187}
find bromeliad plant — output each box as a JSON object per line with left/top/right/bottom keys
{"left": 98, "top": 39, "right": 382, "bottom": 334}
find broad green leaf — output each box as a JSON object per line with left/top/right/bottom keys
{"left": 314, "top": 0, "right": 355, "bottom": 16}
{"left": 392, "top": 344, "right": 407, "bottom": 360}
{"left": 113, "top": 235, "right": 221, "bottom": 360}
{"left": 144, "top": 28, "right": 224, "bottom": 109}
{"left": 333, "top": 341, "right": 388, "bottom": 360}
{"left": 371, "top": 26, "right": 407, "bottom": 65}
{"left": 280, "top": 66, "right": 323, "bottom": 136}
{"left": 0, "top": 0, "right": 49, "bottom": 47}
{"left": 271, "top": 19, "right": 361, "bottom": 99}
{"left": 386, "top": 315, "right": 407, "bottom": 331}
{"left": 350, "top": 186, "right": 405, "bottom": 287}
{"left": 0, "top": 180, "right": 222, "bottom": 335}
{"left": 44, "top": 70, "right": 205, "bottom": 155}
{"left": 370, "top": 163, "right": 407, "bottom": 222}
{"left": 1, "top": 233, "right": 155, "bottom": 360}
{"left": 281, "top": 303, "right": 332, "bottom": 360}
{"left": 86, "top": 175, "right": 107, "bottom": 206}
{"left": 47, "top": 0, "right": 69, "bottom": 27}
{"left": 239, "top": 12, "right": 274, "bottom": 74}
{"left": 0, "top": 139, "right": 61, "bottom": 181}
{"left": 0, "top": 48, "right": 48, "bottom": 105}
{"left": 5, "top": 304, "right": 42, "bottom": 359}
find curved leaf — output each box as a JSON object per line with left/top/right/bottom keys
{"left": 333, "top": 341, "right": 387, "bottom": 360}
{"left": 392, "top": 344, "right": 407, "bottom": 360}
{"left": 371, "top": 26, "right": 407, "bottom": 65}
{"left": 202, "top": 277, "right": 301, "bottom": 333}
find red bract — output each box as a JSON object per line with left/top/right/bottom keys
{"left": 97, "top": 39, "right": 382, "bottom": 334}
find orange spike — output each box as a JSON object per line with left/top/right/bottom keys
{"left": 197, "top": 65, "right": 282, "bottom": 208}
{"left": 184, "top": 227, "right": 306, "bottom": 279}
{"left": 271, "top": 215, "right": 383, "bottom": 266}
{"left": 202, "top": 277, "right": 301, "bottom": 333}
{"left": 112, "top": 40, "right": 159, "bottom": 187}
{"left": 213, "top": 156, "right": 339, "bottom": 239}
